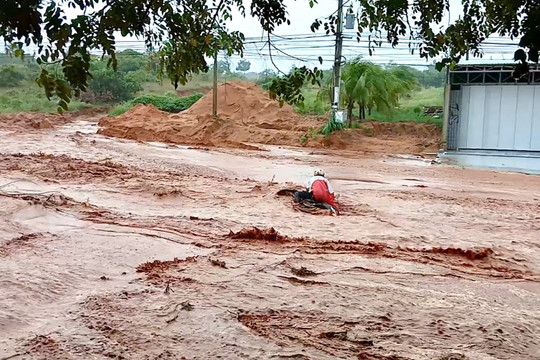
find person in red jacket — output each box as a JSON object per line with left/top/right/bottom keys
{"left": 306, "top": 169, "right": 339, "bottom": 215}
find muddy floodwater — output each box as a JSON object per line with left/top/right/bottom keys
{"left": 1, "top": 117, "right": 539, "bottom": 360}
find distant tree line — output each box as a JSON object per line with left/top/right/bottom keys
{"left": 0, "top": 51, "right": 444, "bottom": 109}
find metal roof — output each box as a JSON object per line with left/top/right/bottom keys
{"left": 455, "top": 59, "right": 518, "bottom": 66}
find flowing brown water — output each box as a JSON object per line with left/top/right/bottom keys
{"left": 0, "top": 117, "right": 539, "bottom": 359}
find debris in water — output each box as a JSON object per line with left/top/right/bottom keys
{"left": 136, "top": 257, "right": 197, "bottom": 274}
{"left": 209, "top": 258, "right": 227, "bottom": 268}
{"left": 228, "top": 227, "right": 291, "bottom": 242}
{"left": 290, "top": 266, "right": 317, "bottom": 277}
{"left": 416, "top": 247, "right": 493, "bottom": 260}
{"left": 164, "top": 281, "right": 173, "bottom": 294}
{"left": 181, "top": 301, "right": 193, "bottom": 311}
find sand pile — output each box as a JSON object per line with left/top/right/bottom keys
{"left": 98, "top": 81, "right": 441, "bottom": 153}
{"left": 98, "top": 82, "right": 323, "bottom": 149}
{"left": 315, "top": 121, "right": 441, "bottom": 153}
{"left": 0, "top": 112, "right": 73, "bottom": 132}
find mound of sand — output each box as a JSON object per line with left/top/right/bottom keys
{"left": 98, "top": 82, "right": 323, "bottom": 149}
{"left": 316, "top": 121, "right": 441, "bottom": 154}
{"left": 98, "top": 81, "right": 441, "bottom": 153}
{"left": 0, "top": 112, "right": 73, "bottom": 132}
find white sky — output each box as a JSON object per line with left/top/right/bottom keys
{"left": 27, "top": 0, "right": 520, "bottom": 73}
{"left": 218, "top": 0, "right": 518, "bottom": 72}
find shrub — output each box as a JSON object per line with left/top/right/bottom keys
{"left": 0, "top": 64, "right": 31, "bottom": 87}
{"left": 108, "top": 102, "right": 135, "bottom": 116}
{"left": 131, "top": 93, "right": 203, "bottom": 112}
{"left": 0, "top": 86, "right": 88, "bottom": 113}
{"left": 320, "top": 115, "right": 344, "bottom": 137}
{"left": 88, "top": 69, "right": 143, "bottom": 102}
{"left": 124, "top": 69, "right": 157, "bottom": 84}
{"left": 306, "top": 128, "right": 319, "bottom": 140}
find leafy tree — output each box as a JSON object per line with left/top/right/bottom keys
{"left": 0, "top": 0, "right": 286, "bottom": 111}
{"left": 312, "top": 0, "right": 540, "bottom": 75}
{"left": 257, "top": 69, "right": 277, "bottom": 90}
{"left": 0, "top": 64, "right": 33, "bottom": 87}
{"left": 386, "top": 66, "right": 421, "bottom": 106}
{"left": 236, "top": 59, "right": 251, "bottom": 73}
{"left": 2, "top": 0, "right": 539, "bottom": 111}
{"left": 259, "top": 69, "right": 276, "bottom": 79}
{"left": 417, "top": 67, "right": 446, "bottom": 88}
{"left": 87, "top": 68, "right": 143, "bottom": 102}
{"left": 116, "top": 50, "right": 149, "bottom": 74}
{"left": 385, "top": 63, "right": 445, "bottom": 88}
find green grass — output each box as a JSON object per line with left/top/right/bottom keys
{"left": 0, "top": 81, "right": 90, "bottom": 114}
{"left": 109, "top": 93, "right": 203, "bottom": 116}
{"left": 294, "top": 86, "right": 330, "bottom": 115}
{"left": 399, "top": 87, "right": 444, "bottom": 108}
{"left": 294, "top": 86, "right": 444, "bottom": 127}
{"left": 368, "top": 87, "right": 444, "bottom": 127}
{"left": 369, "top": 109, "right": 443, "bottom": 127}
{"left": 108, "top": 102, "right": 136, "bottom": 116}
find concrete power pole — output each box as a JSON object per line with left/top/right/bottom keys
{"left": 331, "top": 0, "right": 344, "bottom": 115}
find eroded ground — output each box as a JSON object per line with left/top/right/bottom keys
{"left": 1, "top": 117, "right": 539, "bottom": 360}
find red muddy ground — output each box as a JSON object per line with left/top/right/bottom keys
{"left": 0, "top": 103, "right": 539, "bottom": 360}
{"left": 98, "top": 82, "right": 441, "bottom": 153}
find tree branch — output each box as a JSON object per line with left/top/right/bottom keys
{"left": 211, "top": 0, "right": 226, "bottom": 25}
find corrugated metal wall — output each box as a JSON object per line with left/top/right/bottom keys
{"left": 458, "top": 85, "right": 540, "bottom": 151}
{"left": 447, "top": 89, "right": 461, "bottom": 151}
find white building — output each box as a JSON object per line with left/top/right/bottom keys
{"left": 442, "top": 60, "right": 540, "bottom": 173}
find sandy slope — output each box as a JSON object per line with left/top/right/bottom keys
{"left": 98, "top": 82, "right": 441, "bottom": 153}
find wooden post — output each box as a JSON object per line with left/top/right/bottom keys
{"left": 213, "top": 51, "right": 218, "bottom": 118}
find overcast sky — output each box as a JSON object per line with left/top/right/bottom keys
{"left": 220, "top": 0, "right": 458, "bottom": 71}
{"left": 217, "top": 0, "right": 518, "bottom": 72}
{"left": 45, "top": 0, "right": 519, "bottom": 72}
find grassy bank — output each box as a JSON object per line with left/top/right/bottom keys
{"left": 109, "top": 93, "right": 204, "bottom": 116}
{"left": 0, "top": 81, "right": 90, "bottom": 114}
{"left": 369, "top": 87, "right": 444, "bottom": 127}
{"left": 295, "top": 86, "right": 444, "bottom": 127}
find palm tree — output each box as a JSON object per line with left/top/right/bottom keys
{"left": 341, "top": 60, "right": 393, "bottom": 123}
{"left": 318, "top": 59, "right": 419, "bottom": 126}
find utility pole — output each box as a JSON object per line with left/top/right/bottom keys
{"left": 213, "top": 50, "right": 218, "bottom": 118}
{"left": 331, "top": 0, "right": 344, "bottom": 115}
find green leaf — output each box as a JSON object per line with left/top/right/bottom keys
{"left": 318, "top": 56, "right": 323, "bottom": 64}
{"left": 529, "top": 48, "right": 539, "bottom": 63}
{"left": 514, "top": 49, "right": 527, "bottom": 62}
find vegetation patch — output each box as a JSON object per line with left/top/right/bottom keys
{"left": 0, "top": 84, "right": 89, "bottom": 114}
{"left": 109, "top": 93, "right": 203, "bottom": 116}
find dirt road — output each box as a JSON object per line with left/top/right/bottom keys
{"left": 1, "top": 116, "right": 539, "bottom": 360}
